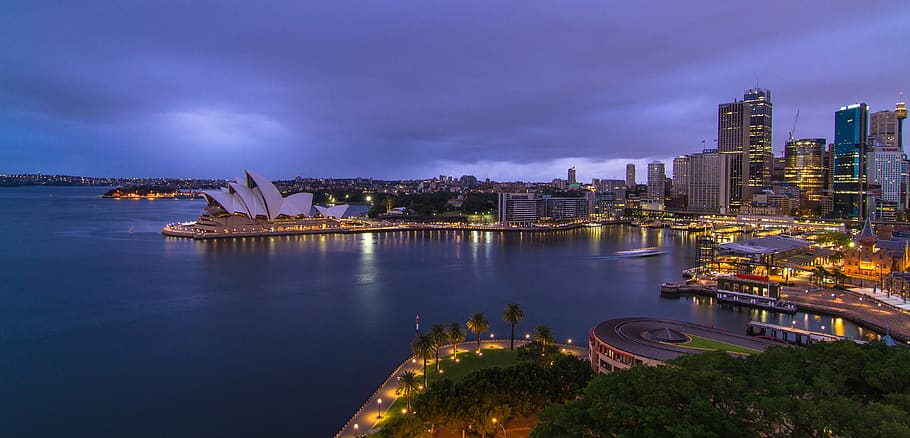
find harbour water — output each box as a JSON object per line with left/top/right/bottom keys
{"left": 0, "top": 186, "right": 871, "bottom": 436}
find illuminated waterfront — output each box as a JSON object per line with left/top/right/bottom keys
{"left": 0, "top": 186, "right": 871, "bottom": 436}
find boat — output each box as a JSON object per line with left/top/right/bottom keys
{"left": 613, "top": 247, "right": 665, "bottom": 258}
{"left": 715, "top": 289, "right": 797, "bottom": 314}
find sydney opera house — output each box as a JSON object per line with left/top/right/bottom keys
{"left": 163, "top": 170, "right": 354, "bottom": 239}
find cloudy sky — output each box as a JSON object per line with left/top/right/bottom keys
{"left": 2, "top": 1, "right": 909, "bottom": 182}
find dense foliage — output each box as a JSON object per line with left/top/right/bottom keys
{"left": 534, "top": 341, "right": 910, "bottom": 438}
{"left": 368, "top": 192, "right": 497, "bottom": 218}
{"left": 379, "top": 353, "right": 594, "bottom": 437}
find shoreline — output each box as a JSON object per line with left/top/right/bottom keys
{"left": 161, "top": 221, "right": 621, "bottom": 239}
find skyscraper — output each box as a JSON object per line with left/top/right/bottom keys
{"left": 833, "top": 103, "right": 869, "bottom": 219}
{"left": 717, "top": 100, "right": 751, "bottom": 211}
{"left": 743, "top": 88, "right": 773, "bottom": 190}
{"left": 647, "top": 161, "right": 665, "bottom": 209}
{"left": 870, "top": 110, "right": 899, "bottom": 149}
{"left": 687, "top": 150, "right": 731, "bottom": 213}
{"left": 784, "top": 138, "right": 826, "bottom": 204}
{"left": 626, "top": 163, "right": 636, "bottom": 189}
{"left": 897, "top": 95, "right": 907, "bottom": 151}
{"left": 867, "top": 148, "right": 904, "bottom": 220}
{"left": 567, "top": 166, "right": 577, "bottom": 185}
{"left": 672, "top": 155, "right": 689, "bottom": 196}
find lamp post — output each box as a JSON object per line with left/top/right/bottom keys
{"left": 353, "top": 424, "right": 359, "bottom": 438}
{"left": 492, "top": 418, "right": 507, "bottom": 437}
{"left": 377, "top": 398, "right": 382, "bottom": 420}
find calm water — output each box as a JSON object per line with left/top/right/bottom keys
{"left": 0, "top": 186, "right": 868, "bottom": 436}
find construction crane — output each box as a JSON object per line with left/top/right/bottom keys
{"left": 788, "top": 108, "right": 800, "bottom": 143}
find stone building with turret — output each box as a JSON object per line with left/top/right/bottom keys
{"left": 843, "top": 218, "right": 910, "bottom": 281}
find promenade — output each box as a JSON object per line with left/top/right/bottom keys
{"left": 334, "top": 340, "right": 587, "bottom": 438}
{"left": 781, "top": 286, "right": 910, "bottom": 342}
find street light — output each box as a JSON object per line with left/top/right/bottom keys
{"left": 353, "top": 424, "right": 359, "bottom": 438}
{"left": 492, "top": 418, "right": 507, "bottom": 437}
{"left": 377, "top": 398, "right": 383, "bottom": 419}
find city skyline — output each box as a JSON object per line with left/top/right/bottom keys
{"left": 2, "top": 2, "right": 909, "bottom": 182}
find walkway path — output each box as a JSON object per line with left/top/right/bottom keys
{"left": 781, "top": 285, "right": 910, "bottom": 342}
{"left": 334, "top": 339, "right": 587, "bottom": 438}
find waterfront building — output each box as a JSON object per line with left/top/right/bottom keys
{"left": 672, "top": 155, "right": 689, "bottom": 197}
{"left": 646, "top": 161, "right": 665, "bottom": 210}
{"left": 833, "top": 103, "right": 869, "bottom": 219}
{"left": 626, "top": 163, "right": 636, "bottom": 189}
{"left": 588, "top": 318, "right": 778, "bottom": 374}
{"left": 784, "top": 138, "right": 826, "bottom": 205}
{"left": 687, "top": 149, "right": 731, "bottom": 213}
{"left": 718, "top": 100, "right": 751, "bottom": 211}
{"left": 165, "top": 169, "right": 354, "bottom": 238}
{"left": 542, "top": 196, "right": 589, "bottom": 220}
{"left": 497, "top": 192, "right": 540, "bottom": 225}
{"left": 744, "top": 88, "right": 774, "bottom": 191}
{"left": 568, "top": 166, "right": 577, "bottom": 185}
{"left": 844, "top": 218, "right": 910, "bottom": 282}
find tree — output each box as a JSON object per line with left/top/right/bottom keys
{"left": 533, "top": 325, "right": 555, "bottom": 353}
{"left": 466, "top": 313, "right": 490, "bottom": 353}
{"left": 411, "top": 332, "right": 436, "bottom": 387}
{"left": 502, "top": 303, "right": 525, "bottom": 351}
{"left": 447, "top": 322, "right": 466, "bottom": 360}
{"left": 430, "top": 323, "right": 448, "bottom": 372}
{"left": 396, "top": 370, "right": 421, "bottom": 413}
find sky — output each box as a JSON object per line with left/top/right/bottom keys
{"left": 2, "top": 1, "right": 909, "bottom": 182}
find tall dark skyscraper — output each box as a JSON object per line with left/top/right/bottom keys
{"left": 717, "top": 100, "right": 750, "bottom": 210}
{"left": 743, "top": 88, "right": 773, "bottom": 190}
{"left": 833, "top": 103, "right": 869, "bottom": 218}
{"left": 567, "top": 166, "right": 577, "bottom": 185}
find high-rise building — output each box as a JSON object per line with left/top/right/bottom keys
{"left": 626, "top": 163, "right": 636, "bottom": 189}
{"left": 672, "top": 155, "right": 689, "bottom": 196}
{"left": 833, "top": 103, "right": 869, "bottom": 218}
{"left": 867, "top": 148, "right": 905, "bottom": 221}
{"left": 644, "top": 161, "right": 665, "bottom": 211}
{"left": 743, "top": 88, "right": 773, "bottom": 190}
{"left": 647, "top": 161, "right": 665, "bottom": 203}
{"left": 784, "top": 138, "right": 826, "bottom": 204}
{"left": 717, "top": 100, "right": 751, "bottom": 211}
{"left": 687, "top": 149, "right": 731, "bottom": 213}
{"left": 870, "top": 110, "right": 899, "bottom": 149}
{"left": 568, "top": 166, "right": 577, "bottom": 185}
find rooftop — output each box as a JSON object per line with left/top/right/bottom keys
{"left": 718, "top": 235, "right": 813, "bottom": 255}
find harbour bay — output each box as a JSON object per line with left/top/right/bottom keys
{"left": 0, "top": 186, "right": 869, "bottom": 436}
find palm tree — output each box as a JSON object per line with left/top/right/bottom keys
{"left": 430, "top": 323, "right": 448, "bottom": 371}
{"left": 502, "top": 303, "right": 525, "bottom": 351}
{"left": 447, "top": 322, "right": 466, "bottom": 360}
{"left": 396, "top": 370, "right": 420, "bottom": 413}
{"left": 466, "top": 312, "right": 490, "bottom": 353}
{"left": 411, "top": 332, "right": 436, "bottom": 387}
{"left": 533, "top": 325, "right": 555, "bottom": 353}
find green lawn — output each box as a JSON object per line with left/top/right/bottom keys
{"left": 379, "top": 346, "right": 520, "bottom": 424}
{"left": 679, "top": 334, "right": 761, "bottom": 355}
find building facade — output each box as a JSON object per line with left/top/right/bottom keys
{"left": 718, "top": 100, "right": 751, "bottom": 211}
{"left": 833, "top": 103, "right": 869, "bottom": 219}
{"left": 687, "top": 150, "right": 731, "bottom": 213}
{"left": 870, "top": 110, "right": 900, "bottom": 149}
{"left": 844, "top": 218, "right": 910, "bottom": 281}
{"left": 497, "top": 192, "right": 540, "bottom": 225}
{"left": 626, "top": 163, "right": 636, "bottom": 189}
{"left": 672, "top": 155, "right": 689, "bottom": 197}
{"left": 784, "top": 138, "right": 826, "bottom": 205}
{"left": 744, "top": 88, "right": 773, "bottom": 191}
{"left": 646, "top": 161, "right": 665, "bottom": 210}
{"left": 567, "top": 166, "right": 577, "bottom": 185}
